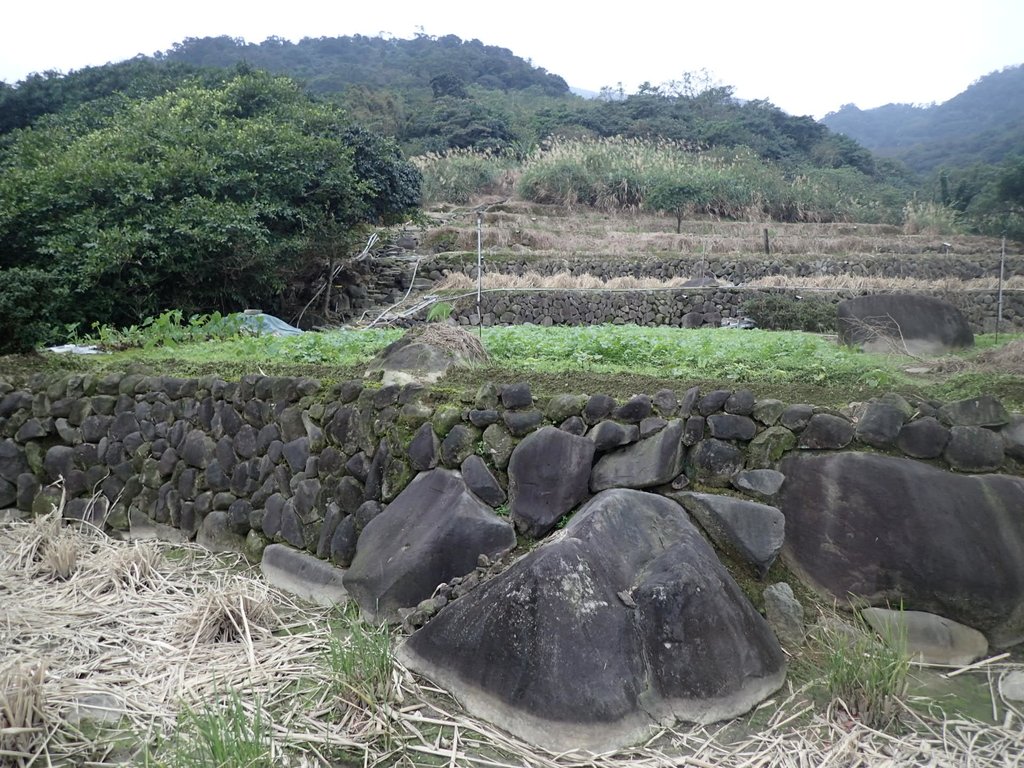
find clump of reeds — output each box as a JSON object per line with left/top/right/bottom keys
{"left": 903, "top": 200, "right": 962, "bottom": 236}
{"left": 413, "top": 149, "right": 516, "bottom": 204}
{"left": 82, "top": 540, "right": 163, "bottom": 594}
{"left": 38, "top": 529, "right": 80, "bottom": 581}
{"left": 512, "top": 137, "right": 905, "bottom": 224}
{"left": 0, "top": 662, "right": 47, "bottom": 759}
{"left": 179, "top": 580, "right": 279, "bottom": 645}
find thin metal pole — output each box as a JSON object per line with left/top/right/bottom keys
{"left": 996, "top": 235, "right": 1006, "bottom": 341}
{"left": 476, "top": 211, "right": 483, "bottom": 338}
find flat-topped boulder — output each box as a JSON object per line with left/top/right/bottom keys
{"left": 779, "top": 452, "right": 1024, "bottom": 647}
{"left": 399, "top": 489, "right": 785, "bottom": 753}
{"left": 861, "top": 607, "right": 988, "bottom": 667}
{"left": 261, "top": 543, "right": 348, "bottom": 607}
{"left": 837, "top": 294, "right": 974, "bottom": 354}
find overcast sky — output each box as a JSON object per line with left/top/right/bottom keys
{"left": 3, "top": 0, "right": 1022, "bottom": 118}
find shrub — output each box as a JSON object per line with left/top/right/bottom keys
{"left": 0, "top": 72, "right": 421, "bottom": 348}
{"left": 0, "top": 267, "right": 63, "bottom": 353}
{"left": 741, "top": 293, "right": 837, "bottom": 332}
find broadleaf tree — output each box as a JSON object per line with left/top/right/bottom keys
{"left": 0, "top": 71, "right": 420, "bottom": 352}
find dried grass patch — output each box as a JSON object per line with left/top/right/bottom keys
{"left": 433, "top": 271, "right": 693, "bottom": 292}
{"left": 0, "top": 515, "right": 340, "bottom": 766}
{"left": 971, "top": 339, "right": 1024, "bottom": 375}
{"left": 3, "top": 513, "right": 1021, "bottom": 767}
{"left": 432, "top": 270, "right": 1024, "bottom": 296}
{"left": 405, "top": 323, "right": 490, "bottom": 362}
{"left": 0, "top": 662, "right": 47, "bottom": 760}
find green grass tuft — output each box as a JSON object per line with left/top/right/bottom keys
{"left": 151, "top": 689, "right": 273, "bottom": 768}
{"left": 815, "top": 610, "right": 911, "bottom": 730}
{"left": 325, "top": 604, "right": 393, "bottom": 707}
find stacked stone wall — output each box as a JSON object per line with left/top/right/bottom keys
{"left": 435, "top": 287, "right": 1024, "bottom": 332}
{"left": 1, "top": 374, "right": 1021, "bottom": 567}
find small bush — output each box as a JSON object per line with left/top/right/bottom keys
{"left": 741, "top": 293, "right": 837, "bottom": 333}
{"left": 0, "top": 267, "right": 63, "bottom": 354}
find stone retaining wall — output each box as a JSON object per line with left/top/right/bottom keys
{"left": 436, "top": 287, "right": 1024, "bottom": 332}
{"left": 425, "top": 252, "right": 1024, "bottom": 285}
{"left": 1, "top": 374, "right": 1021, "bottom": 567}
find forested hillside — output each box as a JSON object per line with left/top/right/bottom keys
{"left": 2, "top": 32, "right": 1022, "bottom": 354}
{"left": 822, "top": 65, "right": 1024, "bottom": 174}
{"left": 2, "top": 34, "right": 887, "bottom": 176}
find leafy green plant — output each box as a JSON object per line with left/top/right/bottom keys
{"left": 87, "top": 310, "right": 249, "bottom": 350}
{"left": 426, "top": 301, "right": 455, "bottom": 323}
{"left": 816, "top": 610, "right": 910, "bottom": 730}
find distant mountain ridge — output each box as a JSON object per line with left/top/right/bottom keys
{"left": 821, "top": 64, "right": 1024, "bottom": 173}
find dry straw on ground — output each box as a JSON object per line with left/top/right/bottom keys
{"left": 2, "top": 510, "right": 1022, "bottom": 767}
{"left": 431, "top": 270, "right": 1024, "bottom": 294}
{"left": 404, "top": 322, "right": 490, "bottom": 362}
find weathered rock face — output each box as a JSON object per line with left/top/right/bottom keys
{"left": 344, "top": 469, "right": 515, "bottom": 623}
{"left": 590, "top": 420, "right": 686, "bottom": 492}
{"left": 779, "top": 452, "right": 1024, "bottom": 647}
{"left": 837, "top": 294, "right": 974, "bottom": 354}
{"left": 261, "top": 543, "right": 347, "bottom": 608}
{"left": 861, "top": 607, "right": 988, "bottom": 667}
{"left": 508, "top": 426, "right": 595, "bottom": 538}
{"left": 399, "top": 489, "right": 785, "bottom": 753}
{"left": 677, "top": 493, "right": 785, "bottom": 576}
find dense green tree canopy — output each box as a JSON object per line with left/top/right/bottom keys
{"left": 0, "top": 71, "right": 420, "bottom": 352}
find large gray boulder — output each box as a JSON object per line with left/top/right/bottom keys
{"left": 399, "top": 489, "right": 785, "bottom": 753}
{"left": 508, "top": 426, "right": 595, "bottom": 538}
{"left": 344, "top": 469, "right": 515, "bottom": 623}
{"left": 837, "top": 294, "right": 974, "bottom": 354}
{"left": 779, "top": 452, "right": 1024, "bottom": 647}
{"left": 590, "top": 420, "right": 686, "bottom": 491}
